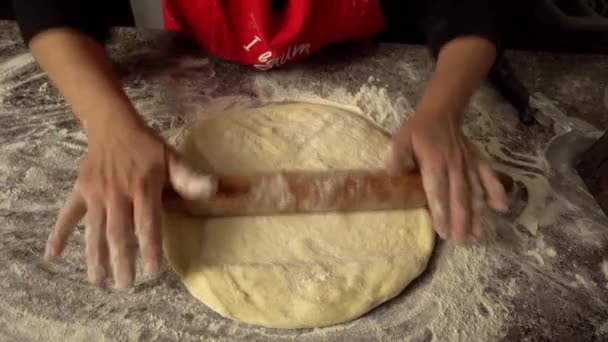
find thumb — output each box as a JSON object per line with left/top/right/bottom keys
{"left": 167, "top": 150, "right": 217, "bottom": 200}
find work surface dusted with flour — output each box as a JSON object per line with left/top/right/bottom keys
{"left": 1, "top": 22, "right": 607, "bottom": 341}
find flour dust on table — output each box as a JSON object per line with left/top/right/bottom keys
{"left": 2, "top": 25, "right": 607, "bottom": 340}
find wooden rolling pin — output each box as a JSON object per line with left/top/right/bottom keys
{"left": 164, "top": 170, "right": 513, "bottom": 217}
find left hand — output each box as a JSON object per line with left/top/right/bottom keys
{"left": 44, "top": 121, "right": 216, "bottom": 288}
{"left": 388, "top": 110, "right": 508, "bottom": 245}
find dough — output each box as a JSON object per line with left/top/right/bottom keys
{"left": 162, "top": 103, "right": 435, "bottom": 329}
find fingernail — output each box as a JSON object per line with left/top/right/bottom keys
{"left": 111, "top": 259, "right": 134, "bottom": 289}
{"left": 473, "top": 231, "right": 485, "bottom": 242}
{"left": 496, "top": 186, "right": 509, "bottom": 212}
{"left": 436, "top": 227, "right": 448, "bottom": 240}
{"left": 114, "top": 273, "right": 133, "bottom": 289}
{"left": 143, "top": 259, "right": 160, "bottom": 275}
{"left": 88, "top": 265, "right": 106, "bottom": 286}
{"left": 43, "top": 243, "right": 55, "bottom": 262}
{"left": 454, "top": 234, "right": 467, "bottom": 246}
{"left": 496, "top": 201, "right": 509, "bottom": 213}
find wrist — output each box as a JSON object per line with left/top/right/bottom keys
{"left": 414, "top": 102, "right": 463, "bottom": 123}
{"left": 412, "top": 37, "right": 496, "bottom": 124}
{"left": 82, "top": 105, "right": 146, "bottom": 142}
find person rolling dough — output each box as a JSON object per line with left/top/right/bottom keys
{"left": 11, "top": 0, "right": 510, "bottom": 288}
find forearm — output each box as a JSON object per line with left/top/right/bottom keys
{"left": 29, "top": 29, "right": 142, "bottom": 138}
{"left": 416, "top": 37, "right": 496, "bottom": 119}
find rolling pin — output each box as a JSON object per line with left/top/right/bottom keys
{"left": 164, "top": 170, "right": 513, "bottom": 217}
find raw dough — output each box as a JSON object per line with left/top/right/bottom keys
{"left": 162, "top": 103, "right": 435, "bottom": 329}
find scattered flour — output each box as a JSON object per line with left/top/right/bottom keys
{"left": 24, "top": 167, "right": 49, "bottom": 187}
{"left": 598, "top": 320, "right": 608, "bottom": 338}
{"left": 0, "top": 51, "right": 517, "bottom": 341}
{"left": 392, "top": 244, "right": 515, "bottom": 341}
{"left": 252, "top": 73, "right": 415, "bottom": 132}
{"left": 0, "top": 53, "right": 36, "bottom": 95}
{"left": 524, "top": 234, "right": 557, "bottom": 267}
{"left": 398, "top": 61, "right": 421, "bottom": 81}
{"left": 250, "top": 174, "right": 297, "bottom": 211}
{"left": 0, "top": 34, "right": 605, "bottom": 341}
{"left": 574, "top": 273, "right": 594, "bottom": 290}
{"left": 1, "top": 306, "right": 108, "bottom": 342}
{"left": 530, "top": 93, "right": 598, "bottom": 136}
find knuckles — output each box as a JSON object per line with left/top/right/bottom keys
{"left": 77, "top": 159, "right": 165, "bottom": 201}
{"left": 135, "top": 163, "right": 165, "bottom": 188}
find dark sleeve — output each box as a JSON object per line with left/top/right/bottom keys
{"left": 381, "top": 0, "right": 510, "bottom": 57}
{"left": 419, "top": 0, "right": 508, "bottom": 56}
{"left": 12, "top": 0, "right": 114, "bottom": 45}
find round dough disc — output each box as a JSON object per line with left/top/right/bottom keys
{"left": 162, "top": 103, "right": 435, "bottom": 329}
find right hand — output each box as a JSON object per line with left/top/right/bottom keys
{"left": 389, "top": 110, "right": 508, "bottom": 245}
{"left": 44, "top": 119, "right": 216, "bottom": 288}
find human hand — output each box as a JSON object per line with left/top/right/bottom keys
{"left": 44, "top": 120, "right": 216, "bottom": 288}
{"left": 388, "top": 111, "right": 508, "bottom": 245}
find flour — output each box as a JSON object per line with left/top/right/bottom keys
{"left": 602, "top": 261, "right": 608, "bottom": 285}
{"left": 474, "top": 137, "right": 553, "bottom": 236}
{"left": 384, "top": 243, "right": 514, "bottom": 341}
{"left": 0, "top": 53, "right": 36, "bottom": 96}
{"left": 1, "top": 306, "right": 108, "bottom": 342}
{"left": 599, "top": 321, "right": 608, "bottom": 339}
{"left": 278, "top": 241, "right": 516, "bottom": 341}
{"left": 250, "top": 175, "right": 296, "bottom": 211}
{"left": 1, "top": 27, "right": 606, "bottom": 341}
{"left": 252, "top": 73, "right": 414, "bottom": 132}
{"left": 398, "top": 61, "right": 421, "bottom": 81}
{"left": 530, "top": 93, "right": 598, "bottom": 136}
{"left": 574, "top": 273, "right": 595, "bottom": 290}
{"left": 24, "top": 167, "right": 49, "bottom": 187}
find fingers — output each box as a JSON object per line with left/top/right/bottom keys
{"left": 469, "top": 169, "right": 485, "bottom": 242}
{"left": 134, "top": 179, "right": 163, "bottom": 275}
{"left": 420, "top": 164, "right": 450, "bottom": 240}
{"left": 85, "top": 204, "right": 109, "bottom": 286}
{"left": 44, "top": 188, "right": 86, "bottom": 262}
{"left": 391, "top": 118, "right": 506, "bottom": 246}
{"left": 478, "top": 162, "right": 508, "bottom": 213}
{"left": 168, "top": 153, "right": 217, "bottom": 200}
{"left": 449, "top": 162, "right": 472, "bottom": 245}
{"left": 106, "top": 196, "right": 136, "bottom": 289}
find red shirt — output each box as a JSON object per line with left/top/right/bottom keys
{"left": 163, "top": 0, "right": 386, "bottom": 70}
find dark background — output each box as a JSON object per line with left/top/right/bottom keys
{"left": 1, "top": 0, "right": 607, "bottom": 54}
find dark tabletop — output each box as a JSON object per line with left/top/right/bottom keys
{"left": 0, "top": 21, "right": 607, "bottom": 342}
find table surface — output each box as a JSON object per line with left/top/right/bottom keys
{"left": 0, "top": 22, "right": 607, "bottom": 341}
